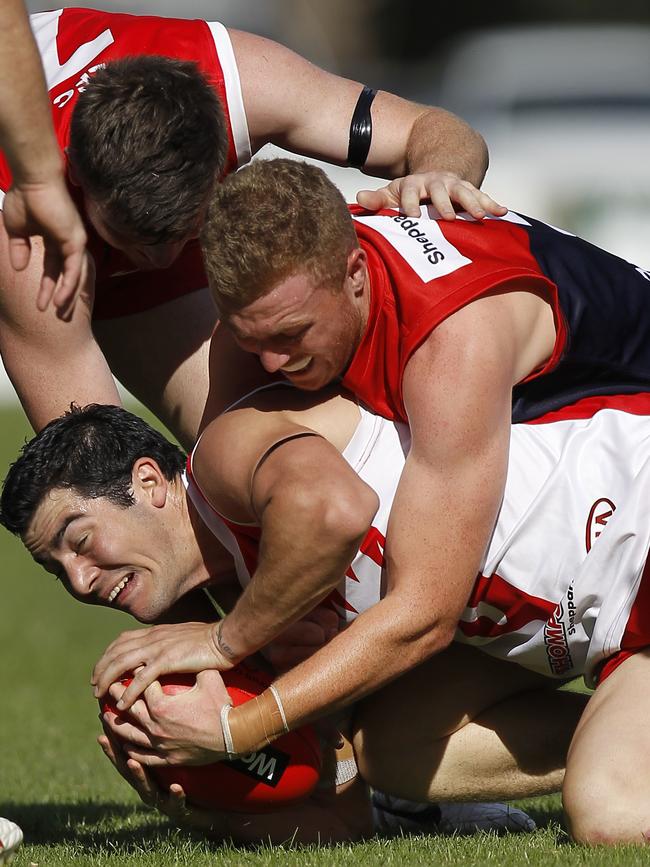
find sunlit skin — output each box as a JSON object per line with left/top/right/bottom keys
{"left": 224, "top": 249, "right": 370, "bottom": 391}
{"left": 22, "top": 459, "right": 215, "bottom": 622}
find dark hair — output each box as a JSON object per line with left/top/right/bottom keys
{"left": 0, "top": 405, "right": 186, "bottom": 537}
{"left": 69, "top": 56, "right": 227, "bottom": 243}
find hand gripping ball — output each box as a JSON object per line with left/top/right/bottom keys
{"left": 101, "top": 665, "right": 321, "bottom": 812}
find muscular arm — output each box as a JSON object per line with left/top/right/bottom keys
{"left": 199, "top": 402, "right": 379, "bottom": 662}
{"left": 0, "top": 226, "right": 120, "bottom": 431}
{"left": 228, "top": 295, "right": 551, "bottom": 749}
{"left": 232, "top": 29, "right": 501, "bottom": 218}
{"left": 0, "top": 0, "right": 86, "bottom": 311}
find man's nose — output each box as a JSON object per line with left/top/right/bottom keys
{"left": 259, "top": 349, "right": 291, "bottom": 374}
{"left": 67, "top": 557, "right": 100, "bottom": 597}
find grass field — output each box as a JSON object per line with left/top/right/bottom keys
{"left": 0, "top": 403, "right": 648, "bottom": 866}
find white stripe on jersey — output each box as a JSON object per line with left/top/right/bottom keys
{"left": 186, "top": 399, "right": 650, "bottom": 688}
{"left": 31, "top": 10, "right": 114, "bottom": 90}
{"left": 206, "top": 23, "right": 251, "bottom": 168}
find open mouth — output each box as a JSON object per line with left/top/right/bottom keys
{"left": 280, "top": 356, "right": 313, "bottom": 374}
{"left": 108, "top": 572, "right": 135, "bottom": 604}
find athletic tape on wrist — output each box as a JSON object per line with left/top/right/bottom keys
{"left": 228, "top": 687, "right": 290, "bottom": 754}
{"left": 220, "top": 701, "right": 236, "bottom": 760}
{"left": 269, "top": 684, "right": 289, "bottom": 734}
{"left": 334, "top": 755, "right": 359, "bottom": 786}
{"left": 347, "top": 85, "right": 377, "bottom": 169}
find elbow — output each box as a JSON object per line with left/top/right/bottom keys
{"left": 322, "top": 484, "right": 379, "bottom": 549}
{"left": 471, "top": 129, "right": 489, "bottom": 186}
{"left": 389, "top": 608, "right": 457, "bottom": 669}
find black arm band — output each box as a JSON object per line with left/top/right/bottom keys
{"left": 347, "top": 85, "right": 377, "bottom": 169}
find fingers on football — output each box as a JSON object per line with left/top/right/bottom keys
{"left": 92, "top": 627, "right": 151, "bottom": 688}
{"left": 103, "top": 708, "right": 155, "bottom": 749}
{"left": 123, "top": 746, "right": 172, "bottom": 767}
{"left": 116, "top": 664, "right": 162, "bottom": 711}
{"left": 125, "top": 758, "right": 169, "bottom": 809}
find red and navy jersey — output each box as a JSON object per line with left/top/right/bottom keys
{"left": 0, "top": 8, "right": 251, "bottom": 319}
{"left": 344, "top": 207, "right": 650, "bottom": 423}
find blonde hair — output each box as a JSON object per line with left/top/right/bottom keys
{"left": 201, "top": 159, "right": 358, "bottom": 311}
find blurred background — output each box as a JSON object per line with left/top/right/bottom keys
{"left": 1, "top": 0, "right": 647, "bottom": 402}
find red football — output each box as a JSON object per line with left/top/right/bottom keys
{"left": 100, "top": 664, "right": 321, "bottom": 813}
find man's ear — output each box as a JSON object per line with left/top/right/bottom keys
{"left": 131, "top": 458, "right": 168, "bottom": 508}
{"left": 346, "top": 247, "right": 367, "bottom": 299}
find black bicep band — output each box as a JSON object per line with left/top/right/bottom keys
{"left": 347, "top": 85, "right": 378, "bottom": 169}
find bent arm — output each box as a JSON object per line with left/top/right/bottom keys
{"left": 232, "top": 29, "right": 487, "bottom": 184}
{"left": 0, "top": 230, "right": 120, "bottom": 431}
{"left": 199, "top": 415, "right": 379, "bottom": 663}
{"left": 229, "top": 301, "right": 521, "bottom": 750}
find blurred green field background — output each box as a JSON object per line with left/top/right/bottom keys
{"left": 1, "top": 402, "right": 648, "bottom": 865}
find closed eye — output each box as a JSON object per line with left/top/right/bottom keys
{"left": 276, "top": 327, "right": 310, "bottom": 344}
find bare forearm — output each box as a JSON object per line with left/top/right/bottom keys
{"left": 0, "top": 1, "right": 62, "bottom": 184}
{"left": 405, "top": 107, "right": 488, "bottom": 187}
{"left": 2, "top": 329, "right": 120, "bottom": 431}
{"left": 218, "top": 514, "right": 367, "bottom": 662}
{"left": 216, "top": 434, "right": 379, "bottom": 662}
{"left": 229, "top": 594, "right": 451, "bottom": 753}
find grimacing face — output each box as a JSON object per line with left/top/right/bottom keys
{"left": 223, "top": 252, "right": 369, "bottom": 391}
{"left": 23, "top": 464, "right": 192, "bottom": 623}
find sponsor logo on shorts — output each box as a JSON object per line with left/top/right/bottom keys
{"left": 352, "top": 209, "right": 471, "bottom": 282}
{"left": 586, "top": 497, "right": 616, "bottom": 552}
{"left": 227, "top": 745, "right": 291, "bottom": 787}
{"left": 544, "top": 599, "right": 575, "bottom": 676}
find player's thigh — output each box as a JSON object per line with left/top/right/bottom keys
{"left": 356, "top": 642, "right": 555, "bottom": 745}
{"left": 563, "top": 649, "right": 650, "bottom": 844}
{"left": 354, "top": 643, "right": 578, "bottom": 800}
{"left": 93, "top": 288, "right": 217, "bottom": 449}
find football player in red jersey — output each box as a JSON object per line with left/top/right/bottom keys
{"left": 0, "top": 6, "right": 504, "bottom": 453}
{"left": 82, "top": 157, "right": 650, "bottom": 845}
{"left": 0, "top": 1, "right": 86, "bottom": 314}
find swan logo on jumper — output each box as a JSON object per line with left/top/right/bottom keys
{"left": 544, "top": 602, "right": 574, "bottom": 676}
{"left": 352, "top": 209, "right": 472, "bottom": 281}
{"left": 586, "top": 498, "right": 616, "bottom": 552}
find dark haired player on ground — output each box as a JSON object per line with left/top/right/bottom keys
{"left": 0, "top": 6, "right": 504, "bottom": 454}
{"left": 1, "top": 401, "right": 583, "bottom": 841}
{"left": 7, "top": 390, "right": 650, "bottom": 843}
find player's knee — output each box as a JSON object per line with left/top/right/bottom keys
{"left": 564, "top": 771, "right": 650, "bottom": 845}
{"left": 351, "top": 705, "right": 398, "bottom": 792}
{"left": 351, "top": 711, "right": 378, "bottom": 787}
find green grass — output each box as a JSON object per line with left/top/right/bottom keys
{"left": 0, "top": 404, "right": 645, "bottom": 865}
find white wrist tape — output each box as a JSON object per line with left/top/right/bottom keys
{"left": 220, "top": 701, "right": 236, "bottom": 760}
{"left": 269, "top": 684, "right": 289, "bottom": 733}
{"left": 335, "top": 755, "right": 359, "bottom": 786}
